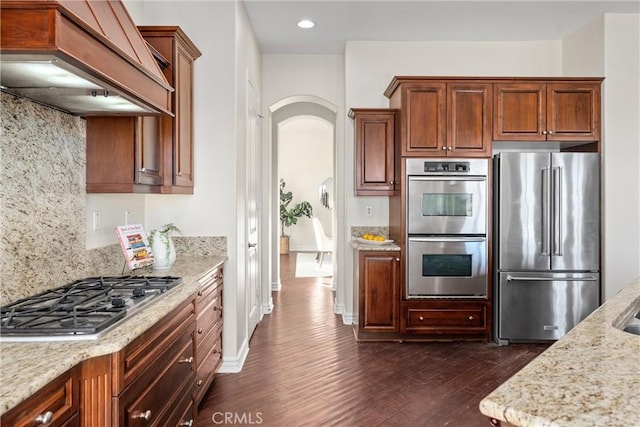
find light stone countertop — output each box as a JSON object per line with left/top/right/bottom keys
{"left": 479, "top": 278, "right": 640, "bottom": 427}
{"left": 351, "top": 238, "right": 401, "bottom": 251}
{"left": 0, "top": 255, "right": 226, "bottom": 416}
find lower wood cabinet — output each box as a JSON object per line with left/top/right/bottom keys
{"left": 401, "top": 300, "right": 491, "bottom": 340}
{"left": 354, "top": 250, "right": 400, "bottom": 340}
{"left": 1, "top": 365, "right": 80, "bottom": 427}
{"left": 194, "top": 265, "right": 224, "bottom": 405}
{"left": 112, "top": 298, "right": 197, "bottom": 427}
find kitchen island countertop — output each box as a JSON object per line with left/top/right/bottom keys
{"left": 0, "top": 255, "right": 226, "bottom": 416}
{"left": 479, "top": 277, "right": 640, "bottom": 427}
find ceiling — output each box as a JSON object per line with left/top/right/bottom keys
{"left": 243, "top": 0, "right": 640, "bottom": 54}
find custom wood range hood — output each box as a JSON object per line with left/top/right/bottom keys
{"left": 0, "top": 0, "right": 173, "bottom": 116}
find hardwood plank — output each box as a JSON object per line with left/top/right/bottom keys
{"left": 198, "top": 252, "right": 548, "bottom": 426}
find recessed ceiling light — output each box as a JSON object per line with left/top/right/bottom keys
{"left": 297, "top": 19, "right": 315, "bottom": 29}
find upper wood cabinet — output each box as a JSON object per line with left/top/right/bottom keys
{"left": 86, "top": 26, "right": 201, "bottom": 194}
{"left": 349, "top": 108, "right": 397, "bottom": 196}
{"left": 385, "top": 78, "right": 492, "bottom": 157}
{"left": 494, "top": 81, "right": 602, "bottom": 142}
{"left": 139, "top": 26, "right": 202, "bottom": 194}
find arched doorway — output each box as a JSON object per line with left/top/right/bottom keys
{"left": 262, "top": 96, "right": 338, "bottom": 310}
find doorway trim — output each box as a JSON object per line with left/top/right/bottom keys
{"left": 263, "top": 95, "right": 339, "bottom": 308}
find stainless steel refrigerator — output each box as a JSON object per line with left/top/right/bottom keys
{"left": 494, "top": 152, "right": 600, "bottom": 344}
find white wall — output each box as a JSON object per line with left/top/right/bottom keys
{"left": 278, "top": 116, "right": 333, "bottom": 251}
{"left": 602, "top": 14, "right": 640, "bottom": 299}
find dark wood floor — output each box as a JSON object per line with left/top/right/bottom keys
{"left": 198, "top": 253, "right": 549, "bottom": 426}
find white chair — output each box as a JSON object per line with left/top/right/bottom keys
{"left": 312, "top": 217, "right": 332, "bottom": 267}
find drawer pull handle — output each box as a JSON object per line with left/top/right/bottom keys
{"left": 198, "top": 328, "right": 204, "bottom": 334}
{"left": 418, "top": 316, "right": 424, "bottom": 321}
{"left": 133, "top": 410, "right": 152, "bottom": 420}
{"left": 197, "top": 379, "right": 204, "bottom": 387}
{"left": 179, "top": 357, "right": 194, "bottom": 365}
{"left": 179, "top": 421, "right": 194, "bottom": 427}
{"left": 468, "top": 316, "right": 474, "bottom": 321}
{"left": 35, "top": 411, "right": 53, "bottom": 424}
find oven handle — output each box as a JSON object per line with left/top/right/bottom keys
{"left": 507, "top": 275, "right": 598, "bottom": 282}
{"left": 408, "top": 176, "right": 486, "bottom": 182}
{"left": 408, "top": 236, "right": 486, "bottom": 243}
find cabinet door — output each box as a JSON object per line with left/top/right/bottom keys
{"left": 402, "top": 83, "right": 446, "bottom": 156}
{"left": 353, "top": 109, "right": 396, "bottom": 196}
{"left": 447, "top": 83, "right": 492, "bottom": 157}
{"left": 173, "top": 42, "right": 195, "bottom": 189}
{"left": 135, "top": 116, "right": 163, "bottom": 186}
{"left": 546, "top": 83, "right": 600, "bottom": 141}
{"left": 493, "top": 83, "right": 546, "bottom": 141}
{"left": 359, "top": 252, "right": 399, "bottom": 333}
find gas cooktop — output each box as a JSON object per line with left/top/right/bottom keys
{"left": 0, "top": 276, "right": 182, "bottom": 342}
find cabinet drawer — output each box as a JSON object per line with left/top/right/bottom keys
{"left": 119, "top": 336, "right": 195, "bottom": 427}
{"left": 196, "top": 293, "right": 222, "bottom": 343}
{"left": 115, "top": 300, "right": 195, "bottom": 393}
{"left": 403, "top": 305, "right": 487, "bottom": 333}
{"left": 195, "top": 267, "right": 223, "bottom": 306}
{"left": 1, "top": 365, "right": 79, "bottom": 427}
{"left": 196, "top": 321, "right": 223, "bottom": 404}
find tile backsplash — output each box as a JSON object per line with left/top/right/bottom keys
{"left": 0, "top": 93, "right": 227, "bottom": 305}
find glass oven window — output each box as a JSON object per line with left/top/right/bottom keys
{"left": 422, "top": 254, "right": 472, "bottom": 277}
{"left": 422, "top": 193, "right": 472, "bottom": 217}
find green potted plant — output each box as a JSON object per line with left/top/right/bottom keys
{"left": 149, "top": 223, "right": 182, "bottom": 270}
{"left": 279, "top": 180, "right": 313, "bottom": 254}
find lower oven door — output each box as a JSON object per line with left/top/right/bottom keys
{"left": 407, "top": 236, "right": 487, "bottom": 298}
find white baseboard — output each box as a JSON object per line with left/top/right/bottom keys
{"left": 341, "top": 312, "right": 356, "bottom": 325}
{"left": 219, "top": 338, "right": 249, "bottom": 373}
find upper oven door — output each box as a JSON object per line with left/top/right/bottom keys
{"left": 407, "top": 175, "right": 487, "bottom": 235}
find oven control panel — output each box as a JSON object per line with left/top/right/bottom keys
{"left": 423, "top": 161, "right": 470, "bottom": 173}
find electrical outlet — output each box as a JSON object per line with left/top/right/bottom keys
{"left": 365, "top": 205, "right": 373, "bottom": 217}
{"left": 124, "top": 210, "right": 132, "bottom": 225}
{"left": 92, "top": 211, "right": 102, "bottom": 231}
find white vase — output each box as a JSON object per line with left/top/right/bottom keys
{"left": 151, "top": 233, "right": 176, "bottom": 270}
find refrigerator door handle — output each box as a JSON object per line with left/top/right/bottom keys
{"left": 506, "top": 275, "right": 599, "bottom": 282}
{"left": 541, "top": 167, "right": 551, "bottom": 256}
{"left": 552, "top": 166, "right": 563, "bottom": 256}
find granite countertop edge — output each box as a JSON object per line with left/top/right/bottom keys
{"left": 0, "top": 255, "right": 226, "bottom": 416}
{"left": 351, "top": 239, "right": 401, "bottom": 251}
{"left": 479, "top": 277, "right": 640, "bottom": 427}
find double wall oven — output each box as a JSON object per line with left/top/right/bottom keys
{"left": 406, "top": 158, "right": 489, "bottom": 298}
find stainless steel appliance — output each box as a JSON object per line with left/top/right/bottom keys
{"left": 406, "top": 158, "right": 489, "bottom": 298}
{"left": 494, "top": 152, "right": 600, "bottom": 344}
{"left": 0, "top": 276, "right": 182, "bottom": 341}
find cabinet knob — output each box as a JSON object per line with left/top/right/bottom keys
{"left": 447, "top": 146, "right": 452, "bottom": 151}
{"left": 178, "top": 356, "right": 194, "bottom": 365}
{"left": 179, "top": 421, "right": 194, "bottom": 427}
{"left": 395, "top": 258, "right": 400, "bottom": 262}
{"left": 198, "top": 328, "right": 204, "bottom": 334}
{"left": 138, "top": 167, "right": 147, "bottom": 173}
{"left": 132, "top": 410, "right": 152, "bottom": 420}
{"left": 548, "top": 130, "right": 553, "bottom": 134}
{"left": 468, "top": 316, "right": 474, "bottom": 321}
{"left": 542, "top": 130, "right": 548, "bottom": 135}
{"left": 441, "top": 146, "right": 447, "bottom": 151}
{"left": 197, "top": 379, "right": 204, "bottom": 387}
{"left": 35, "top": 411, "right": 53, "bottom": 424}
{"left": 419, "top": 316, "right": 424, "bottom": 321}
{"left": 197, "top": 290, "right": 203, "bottom": 296}
{"left": 389, "top": 180, "right": 394, "bottom": 185}
{"left": 490, "top": 418, "right": 501, "bottom": 426}
{"left": 178, "top": 172, "right": 183, "bottom": 177}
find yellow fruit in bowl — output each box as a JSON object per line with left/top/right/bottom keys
{"left": 375, "top": 236, "right": 385, "bottom": 241}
